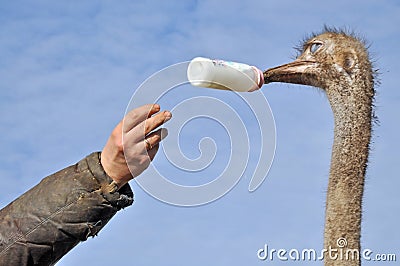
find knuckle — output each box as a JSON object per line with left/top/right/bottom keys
{"left": 156, "top": 116, "right": 163, "bottom": 123}
{"left": 116, "top": 140, "right": 124, "bottom": 152}
{"left": 128, "top": 110, "right": 139, "bottom": 121}
{"left": 112, "top": 132, "right": 124, "bottom": 152}
{"left": 153, "top": 134, "right": 161, "bottom": 142}
{"left": 144, "top": 121, "right": 151, "bottom": 133}
{"left": 139, "top": 156, "right": 150, "bottom": 166}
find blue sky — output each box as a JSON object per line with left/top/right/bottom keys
{"left": 0, "top": 0, "right": 399, "bottom": 265}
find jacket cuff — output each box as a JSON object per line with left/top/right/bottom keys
{"left": 79, "top": 152, "right": 134, "bottom": 210}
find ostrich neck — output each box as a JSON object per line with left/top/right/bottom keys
{"left": 324, "top": 83, "right": 373, "bottom": 266}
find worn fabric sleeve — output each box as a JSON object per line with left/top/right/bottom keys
{"left": 0, "top": 152, "right": 134, "bottom": 266}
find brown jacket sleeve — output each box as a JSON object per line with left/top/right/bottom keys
{"left": 0, "top": 152, "right": 134, "bottom": 266}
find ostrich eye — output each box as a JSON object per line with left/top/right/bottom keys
{"left": 310, "top": 42, "right": 323, "bottom": 54}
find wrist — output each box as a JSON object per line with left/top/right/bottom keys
{"left": 99, "top": 152, "right": 130, "bottom": 190}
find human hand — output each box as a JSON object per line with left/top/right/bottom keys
{"left": 101, "top": 104, "right": 171, "bottom": 188}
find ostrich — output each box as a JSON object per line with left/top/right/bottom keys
{"left": 264, "top": 28, "right": 375, "bottom": 266}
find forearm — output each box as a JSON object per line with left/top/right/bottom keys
{"left": 0, "top": 152, "right": 133, "bottom": 266}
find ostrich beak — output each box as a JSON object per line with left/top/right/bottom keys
{"left": 263, "top": 60, "right": 318, "bottom": 86}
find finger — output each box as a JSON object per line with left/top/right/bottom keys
{"left": 144, "top": 111, "right": 172, "bottom": 135}
{"left": 128, "top": 110, "right": 172, "bottom": 141}
{"left": 123, "top": 104, "right": 161, "bottom": 133}
{"left": 147, "top": 143, "right": 159, "bottom": 161}
{"left": 145, "top": 128, "right": 168, "bottom": 149}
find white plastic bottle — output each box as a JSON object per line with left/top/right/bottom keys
{"left": 187, "top": 57, "right": 264, "bottom": 92}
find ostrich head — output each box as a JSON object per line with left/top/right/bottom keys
{"left": 264, "top": 28, "right": 375, "bottom": 112}
{"left": 264, "top": 28, "right": 377, "bottom": 265}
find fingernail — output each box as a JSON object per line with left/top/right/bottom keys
{"left": 164, "top": 111, "right": 172, "bottom": 121}
{"left": 153, "top": 104, "right": 160, "bottom": 111}
{"left": 161, "top": 128, "right": 169, "bottom": 138}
